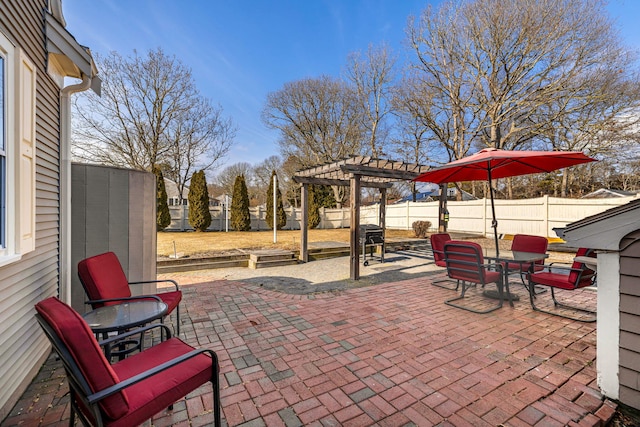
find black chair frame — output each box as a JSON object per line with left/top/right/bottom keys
{"left": 35, "top": 318, "right": 222, "bottom": 427}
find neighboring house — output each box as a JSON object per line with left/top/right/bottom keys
{"left": 563, "top": 198, "right": 640, "bottom": 410}
{"left": 395, "top": 187, "right": 477, "bottom": 203}
{"left": 165, "top": 177, "right": 218, "bottom": 206}
{"left": 165, "top": 177, "right": 189, "bottom": 206}
{"left": 0, "top": 0, "right": 98, "bottom": 419}
{"left": 582, "top": 188, "right": 638, "bottom": 199}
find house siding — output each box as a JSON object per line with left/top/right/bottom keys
{"left": 619, "top": 230, "right": 640, "bottom": 409}
{"left": 0, "top": 0, "right": 62, "bottom": 420}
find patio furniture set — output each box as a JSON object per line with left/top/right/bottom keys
{"left": 430, "top": 232, "right": 597, "bottom": 322}
{"left": 35, "top": 251, "right": 223, "bottom": 427}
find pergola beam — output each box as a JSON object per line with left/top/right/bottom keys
{"left": 293, "top": 176, "right": 393, "bottom": 188}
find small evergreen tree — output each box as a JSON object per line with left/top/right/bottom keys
{"left": 188, "top": 170, "right": 212, "bottom": 232}
{"left": 230, "top": 174, "right": 251, "bottom": 231}
{"left": 154, "top": 166, "right": 171, "bottom": 231}
{"left": 308, "top": 185, "right": 321, "bottom": 229}
{"left": 265, "top": 170, "right": 287, "bottom": 230}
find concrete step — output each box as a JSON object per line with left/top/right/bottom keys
{"left": 158, "top": 257, "right": 248, "bottom": 274}
{"left": 248, "top": 251, "right": 297, "bottom": 269}
{"left": 308, "top": 248, "right": 350, "bottom": 260}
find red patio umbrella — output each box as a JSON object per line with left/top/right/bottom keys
{"left": 414, "top": 148, "right": 596, "bottom": 256}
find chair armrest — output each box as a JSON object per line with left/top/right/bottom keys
{"left": 129, "top": 279, "right": 180, "bottom": 291}
{"left": 97, "top": 323, "right": 172, "bottom": 348}
{"left": 85, "top": 295, "right": 162, "bottom": 305}
{"left": 87, "top": 348, "right": 218, "bottom": 404}
{"left": 533, "top": 264, "right": 583, "bottom": 274}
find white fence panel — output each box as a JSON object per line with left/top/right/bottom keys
{"left": 166, "top": 195, "right": 638, "bottom": 237}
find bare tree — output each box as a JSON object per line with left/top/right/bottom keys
{"left": 165, "top": 97, "right": 236, "bottom": 204}
{"left": 262, "top": 75, "right": 367, "bottom": 206}
{"left": 345, "top": 43, "right": 397, "bottom": 158}
{"left": 72, "top": 48, "right": 235, "bottom": 198}
{"left": 408, "top": 0, "right": 640, "bottom": 196}
{"left": 214, "top": 162, "right": 254, "bottom": 198}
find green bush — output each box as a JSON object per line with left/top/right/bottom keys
{"left": 188, "top": 170, "right": 212, "bottom": 232}
{"left": 154, "top": 167, "right": 171, "bottom": 231}
{"left": 265, "top": 170, "right": 287, "bottom": 230}
{"left": 231, "top": 174, "right": 251, "bottom": 231}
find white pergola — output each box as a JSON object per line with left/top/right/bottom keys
{"left": 293, "top": 156, "right": 430, "bottom": 280}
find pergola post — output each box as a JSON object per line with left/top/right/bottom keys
{"left": 300, "top": 184, "right": 308, "bottom": 262}
{"left": 350, "top": 174, "right": 361, "bottom": 280}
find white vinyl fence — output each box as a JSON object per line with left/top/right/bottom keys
{"left": 168, "top": 206, "right": 350, "bottom": 232}
{"left": 168, "top": 195, "right": 638, "bottom": 238}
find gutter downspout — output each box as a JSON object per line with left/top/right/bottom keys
{"left": 59, "top": 74, "right": 91, "bottom": 304}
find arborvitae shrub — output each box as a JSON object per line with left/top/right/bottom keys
{"left": 188, "top": 170, "right": 212, "bottom": 232}
{"left": 231, "top": 174, "right": 251, "bottom": 231}
{"left": 154, "top": 167, "right": 171, "bottom": 231}
{"left": 265, "top": 170, "right": 287, "bottom": 230}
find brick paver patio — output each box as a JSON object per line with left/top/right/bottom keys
{"left": 2, "top": 268, "right": 615, "bottom": 426}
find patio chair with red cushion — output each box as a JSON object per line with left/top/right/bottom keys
{"left": 443, "top": 240, "right": 507, "bottom": 313}
{"left": 429, "top": 232, "right": 459, "bottom": 290}
{"left": 503, "top": 234, "right": 548, "bottom": 287}
{"left": 34, "top": 297, "right": 221, "bottom": 427}
{"left": 526, "top": 248, "right": 597, "bottom": 322}
{"left": 78, "top": 251, "right": 182, "bottom": 334}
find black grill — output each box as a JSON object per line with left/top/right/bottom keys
{"left": 359, "top": 224, "right": 384, "bottom": 266}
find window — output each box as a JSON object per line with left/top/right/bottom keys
{"left": 0, "top": 31, "right": 36, "bottom": 265}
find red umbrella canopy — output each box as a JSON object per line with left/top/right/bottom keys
{"left": 414, "top": 148, "right": 596, "bottom": 184}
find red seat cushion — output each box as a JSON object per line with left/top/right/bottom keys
{"left": 430, "top": 233, "right": 451, "bottom": 265}
{"left": 444, "top": 241, "right": 500, "bottom": 285}
{"left": 78, "top": 252, "right": 132, "bottom": 307}
{"left": 35, "top": 297, "right": 129, "bottom": 419}
{"left": 109, "top": 338, "right": 214, "bottom": 427}
{"left": 157, "top": 290, "right": 182, "bottom": 313}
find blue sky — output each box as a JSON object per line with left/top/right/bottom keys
{"left": 63, "top": 0, "right": 640, "bottom": 169}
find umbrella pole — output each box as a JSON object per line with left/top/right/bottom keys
{"left": 487, "top": 169, "right": 499, "bottom": 257}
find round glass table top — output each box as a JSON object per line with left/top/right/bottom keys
{"left": 83, "top": 300, "right": 168, "bottom": 333}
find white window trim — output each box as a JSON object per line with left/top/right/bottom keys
{"left": 0, "top": 30, "right": 36, "bottom": 267}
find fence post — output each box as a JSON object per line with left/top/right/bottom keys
{"left": 483, "top": 198, "right": 488, "bottom": 238}
{"left": 543, "top": 195, "right": 549, "bottom": 238}
{"left": 405, "top": 201, "right": 410, "bottom": 229}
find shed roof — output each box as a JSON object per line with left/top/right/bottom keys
{"left": 563, "top": 198, "right": 640, "bottom": 250}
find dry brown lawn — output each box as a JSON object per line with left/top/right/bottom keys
{"left": 157, "top": 228, "right": 417, "bottom": 258}
{"left": 157, "top": 228, "right": 574, "bottom": 263}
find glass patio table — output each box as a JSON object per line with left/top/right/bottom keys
{"left": 483, "top": 251, "right": 549, "bottom": 303}
{"left": 83, "top": 300, "right": 168, "bottom": 359}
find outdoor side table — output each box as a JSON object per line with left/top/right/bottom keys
{"left": 83, "top": 300, "right": 168, "bottom": 360}
{"left": 484, "top": 251, "right": 549, "bottom": 302}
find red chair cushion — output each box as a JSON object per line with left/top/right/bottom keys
{"left": 511, "top": 235, "right": 548, "bottom": 255}
{"left": 444, "top": 241, "right": 500, "bottom": 285}
{"left": 527, "top": 271, "right": 592, "bottom": 290}
{"left": 569, "top": 248, "right": 595, "bottom": 284}
{"left": 157, "top": 291, "right": 182, "bottom": 314}
{"left": 78, "top": 252, "right": 132, "bottom": 306}
{"left": 430, "top": 233, "right": 451, "bottom": 264}
{"left": 35, "top": 297, "right": 129, "bottom": 420}
{"left": 109, "top": 338, "right": 214, "bottom": 427}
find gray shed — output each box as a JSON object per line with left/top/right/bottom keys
{"left": 563, "top": 198, "right": 640, "bottom": 409}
